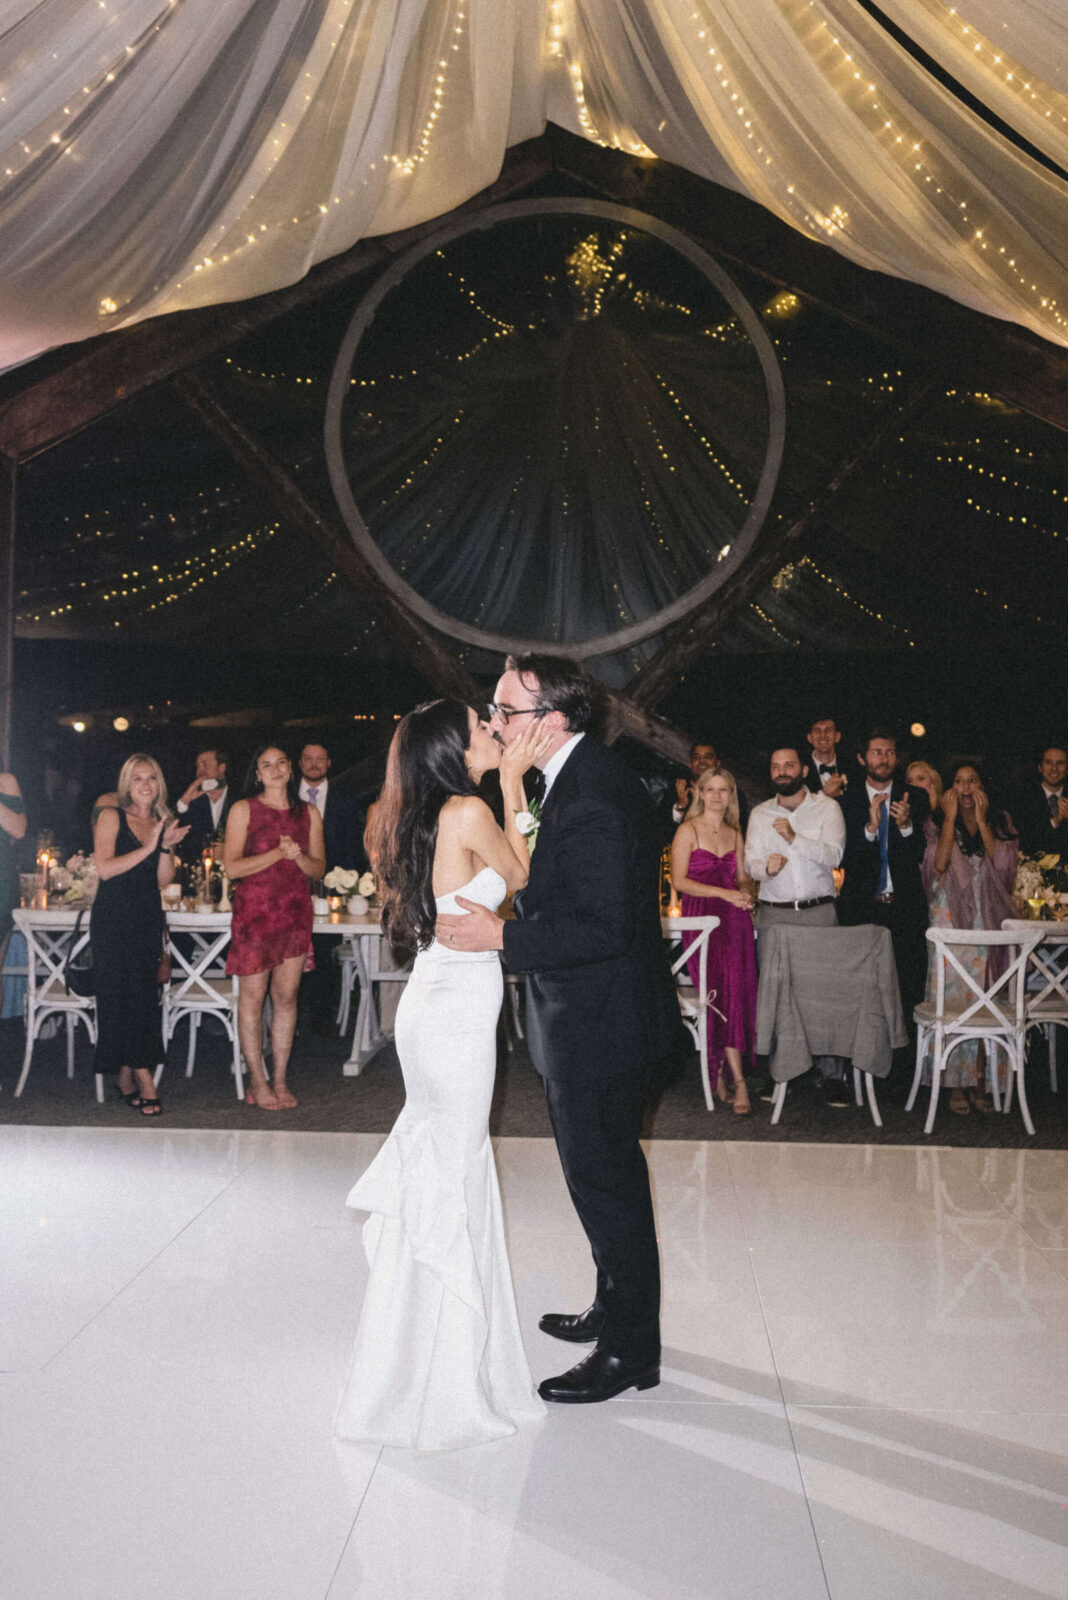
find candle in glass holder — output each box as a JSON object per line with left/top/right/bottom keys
{"left": 327, "top": 894, "right": 343, "bottom": 913}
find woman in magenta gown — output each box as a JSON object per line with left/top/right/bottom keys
{"left": 224, "top": 745, "right": 326, "bottom": 1110}
{"left": 671, "top": 768, "right": 757, "bottom": 1113}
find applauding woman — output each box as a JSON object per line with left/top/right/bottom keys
{"left": 671, "top": 768, "right": 757, "bottom": 1113}
{"left": 224, "top": 746, "right": 326, "bottom": 1110}
{"left": 920, "top": 761, "right": 1019, "bottom": 1113}
{"left": 92, "top": 756, "right": 188, "bottom": 1116}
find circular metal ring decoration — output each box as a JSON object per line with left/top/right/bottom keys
{"left": 325, "top": 198, "right": 785, "bottom": 660}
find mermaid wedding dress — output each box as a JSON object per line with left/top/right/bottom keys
{"left": 335, "top": 867, "right": 545, "bottom": 1450}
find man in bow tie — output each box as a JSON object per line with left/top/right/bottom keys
{"left": 803, "top": 715, "right": 846, "bottom": 798}
{"left": 837, "top": 728, "right": 929, "bottom": 1030}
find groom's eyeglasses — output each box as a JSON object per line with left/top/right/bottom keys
{"left": 486, "top": 703, "right": 546, "bottom": 727}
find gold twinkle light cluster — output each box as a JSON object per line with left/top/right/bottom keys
{"left": 677, "top": 0, "right": 1066, "bottom": 340}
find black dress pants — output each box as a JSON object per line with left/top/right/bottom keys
{"left": 544, "top": 1069, "right": 661, "bottom": 1365}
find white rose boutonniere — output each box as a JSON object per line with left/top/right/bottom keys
{"left": 514, "top": 797, "right": 543, "bottom": 855}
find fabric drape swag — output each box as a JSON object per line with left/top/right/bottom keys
{"left": 1, "top": 0, "right": 1067, "bottom": 369}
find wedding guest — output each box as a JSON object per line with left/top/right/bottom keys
{"left": 745, "top": 744, "right": 848, "bottom": 1104}
{"left": 906, "top": 760, "right": 943, "bottom": 819}
{"left": 1014, "top": 743, "right": 1068, "bottom": 865}
{"left": 91, "top": 756, "right": 188, "bottom": 1117}
{"left": 0, "top": 769, "right": 28, "bottom": 974}
{"left": 803, "top": 715, "right": 846, "bottom": 798}
{"left": 920, "top": 761, "right": 1019, "bottom": 1114}
{"left": 745, "top": 747, "right": 845, "bottom": 933}
{"left": 224, "top": 745, "right": 326, "bottom": 1110}
{"left": 669, "top": 741, "right": 720, "bottom": 826}
{"left": 175, "top": 748, "right": 232, "bottom": 870}
{"left": 837, "top": 729, "right": 930, "bottom": 1022}
{"left": 298, "top": 740, "right": 366, "bottom": 872}
{"left": 298, "top": 738, "right": 367, "bottom": 1036}
{"left": 664, "top": 739, "right": 750, "bottom": 835}
{"left": 671, "top": 769, "right": 756, "bottom": 1113}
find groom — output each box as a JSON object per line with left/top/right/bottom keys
{"left": 437, "top": 654, "right": 680, "bottom": 1403}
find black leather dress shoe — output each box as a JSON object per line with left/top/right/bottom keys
{"left": 538, "top": 1306, "right": 604, "bottom": 1344}
{"left": 538, "top": 1349, "right": 660, "bottom": 1404}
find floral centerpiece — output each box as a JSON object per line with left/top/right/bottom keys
{"left": 323, "top": 866, "right": 378, "bottom": 914}
{"left": 1014, "top": 853, "right": 1068, "bottom": 918}
{"left": 51, "top": 852, "right": 99, "bottom": 904}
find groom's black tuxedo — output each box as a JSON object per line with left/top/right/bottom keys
{"left": 502, "top": 736, "right": 680, "bottom": 1364}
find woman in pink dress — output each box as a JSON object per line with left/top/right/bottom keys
{"left": 224, "top": 745, "right": 326, "bottom": 1110}
{"left": 671, "top": 768, "right": 757, "bottom": 1113}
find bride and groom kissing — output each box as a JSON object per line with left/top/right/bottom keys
{"left": 334, "top": 653, "right": 681, "bottom": 1451}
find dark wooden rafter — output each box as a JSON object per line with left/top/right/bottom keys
{"left": 172, "top": 369, "right": 481, "bottom": 704}
{"left": 623, "top": 376, "right": 941, "bottom": 709}
{"left": 0, "top": 141, "right": 553, "bottom": 463}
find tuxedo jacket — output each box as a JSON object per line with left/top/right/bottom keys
{"left": 1014, "top": 783, "right": 1067, "bottom": 862}
{"left": 178, "top": 788, "right": 233, "bottom": 865}
{"left": 319, "top": 785, "right": 367, "bottom": 874}
{"left": 836, "top": 780, "right": 929, "bottom": 925}
{"left": 502, "top": 737, "right": 681, "bottom": 1081}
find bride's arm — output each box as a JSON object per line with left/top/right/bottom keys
{"left": 498, "top": 720, "right": 554, "bottom": 874}
{"left": 460, "top": 798, "right": 529, "bottom": 894}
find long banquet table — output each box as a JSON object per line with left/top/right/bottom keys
{"left": 13, "top": 904, "right": 387, "bottom": 1078}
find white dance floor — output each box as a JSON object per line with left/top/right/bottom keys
{"left": 3, "top": 1127, "right": 1068, "bottom": 1600}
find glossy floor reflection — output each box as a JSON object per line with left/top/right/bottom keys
{"left": 2, "top": 1129, "right": 1067, "bottom": 1599}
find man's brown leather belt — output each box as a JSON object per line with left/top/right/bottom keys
{"left": 873, "top": 892, "right": 894, "bottom": 904}
{"left": 760, "top": 896, "right": 835, "bottom": 911}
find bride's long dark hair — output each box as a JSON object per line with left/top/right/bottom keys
{"left": 368, "top": 699, "right": 478, "bottom": 958}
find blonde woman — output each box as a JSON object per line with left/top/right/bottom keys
{"left": 671, "top": 768, "right": 757, "bottom": 1113}
{"left": 91, "top": 755, "right": 188, "bottom": 1116}
{"left": 906, "top": 760, "right": 943, "bottom": 818}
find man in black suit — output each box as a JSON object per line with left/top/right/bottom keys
{"left": 1014, "top": 744, "right": 1068, "bottom": 864}
{"left": 803, "top": 714, "right": 847, "bottom": 799}
{"left": 837, "top": 728, "right": 930, "bottom": 1022}
{"left": 298, "top": 740, "right": 368, "bottom": 1036}
{"left": 298, "top": 741, "right": 367, "bottom": 874}
{"left": 438, "top": 654, "right": 680, "bottom": 1404}
{"left": 175, "top": 748, "right": 233, "bottom": 873}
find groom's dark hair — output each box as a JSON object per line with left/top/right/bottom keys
{"left": 505, "top": 654, "right": 597, "bottom": 734}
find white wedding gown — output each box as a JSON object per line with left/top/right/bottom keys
{"left": 335, "top": 867, "right": 545, "bottom": 1450}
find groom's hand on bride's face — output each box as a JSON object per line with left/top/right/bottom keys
{"left": 437, "top": 900, "right": 505, "bottom": 951}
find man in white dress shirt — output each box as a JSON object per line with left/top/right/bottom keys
{"left": 746, "top": 745, "right": 849, "bottom": 1101}
{"left": 745, "top": 746, "right": 845, "bottom": 932}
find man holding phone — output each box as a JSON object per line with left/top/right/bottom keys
{"left": 175, "top": 748, "right": 232, "bottom": 867}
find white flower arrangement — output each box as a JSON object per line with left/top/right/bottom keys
{"left": 323, "top": 866, "right": 359, "bottom": 893}
{"left": 59, "top": 852, "right": 99, "bottom": 904}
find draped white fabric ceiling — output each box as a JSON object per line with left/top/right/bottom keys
{"left": 1, "top": 0, "right": 1067, "bottom": 373}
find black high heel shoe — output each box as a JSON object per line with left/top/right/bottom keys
{"left": 112, "top": 1082, "right": 141, "bottom": 1108}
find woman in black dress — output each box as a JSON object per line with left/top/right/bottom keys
{"left": 91, "top": 755, "right": 188, "bottom": 1116}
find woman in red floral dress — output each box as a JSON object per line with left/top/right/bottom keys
{"left": 225, "top": 745, "right": 325, "bottom": 1109}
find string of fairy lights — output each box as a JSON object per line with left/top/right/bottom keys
{"left": 672, "top": 0, "right": 1067, "bottom": 343}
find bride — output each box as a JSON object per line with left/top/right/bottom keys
{"left": 335, "top": 699, "right": 550, "bottom": 1450}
